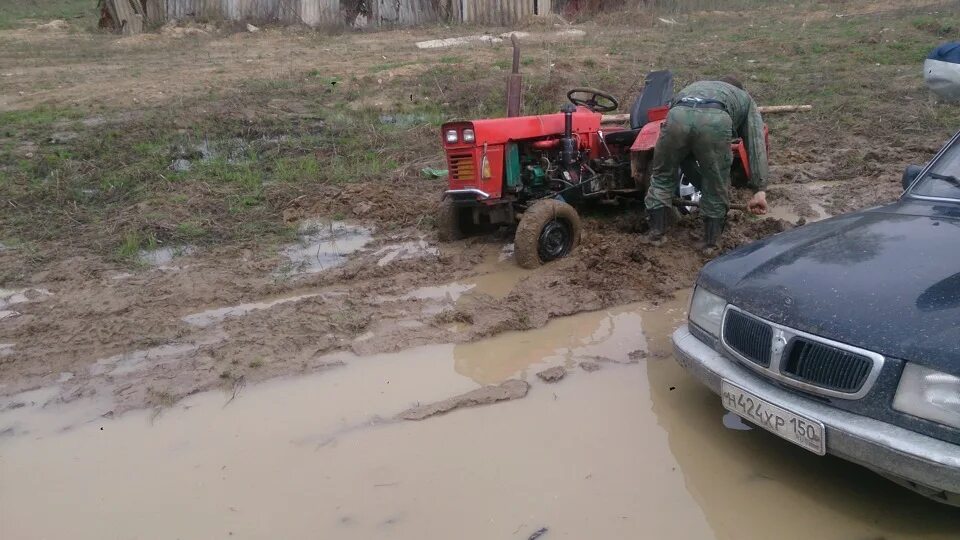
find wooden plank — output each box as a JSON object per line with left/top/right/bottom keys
{"left": 124, "top": 13, "right": 144, "bottom": 34}
{"left": 144, "top": 0, "right": 163, "bottom": 23}
{"left": 756, "top": 105, "right": 813, "bottom": 113}
{"left": 110, "top": 0, "right": 144, "bottom": 34}
{"left": 600, "top": 104, "right": 813, "bottom": 124}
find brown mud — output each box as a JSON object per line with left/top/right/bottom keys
{"left": 3, "top": 0, "right": 953, "bottom": 412}
{"left": 0, "top": 207, "right": 792, "bottom": 414}
{"left": 396, "top": 379, "right": 530, "bottom": 420}
{"left": 2, "top": 5, "right": 958, "bottom": 533}
{"left": 3, "top": 295, "right": 959, "bottom": 539}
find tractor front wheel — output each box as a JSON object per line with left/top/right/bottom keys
{"left": 514, "top": 199, "right": 582, "bottom": 269}
{"left": 437, "top": 200, "right": 473, "bottom": 242}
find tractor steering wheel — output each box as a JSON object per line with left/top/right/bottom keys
{"left": 567, "top": 87, "right": 619, "bottom": 113}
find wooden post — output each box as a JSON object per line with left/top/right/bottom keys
{"left": 145, "top": 0, "right": 164, "bottom": 24}
{"left": 106, "top": 0, "right": 144, "bottom": 35}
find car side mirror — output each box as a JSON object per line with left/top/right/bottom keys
{"left": 902, "top": 164, "right": 923, "bottom": 190}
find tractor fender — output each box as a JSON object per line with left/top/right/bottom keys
{"left": 630, "top": 120, "right": 664, "bottom": 153}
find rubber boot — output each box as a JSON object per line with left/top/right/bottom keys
{"left": 640, "top": 207, "right": 668, "bottom": 246}
{"left": 701, "top": 217, "right": 725, "bottom": 256}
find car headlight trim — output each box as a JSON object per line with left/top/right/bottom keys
{"left": 893, "top": 362, "right": 960, "bottom": 429}
{"left": 689, "top": 286, "right": 727, "bottom": 339}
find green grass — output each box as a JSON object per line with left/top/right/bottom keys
{"left": 3, "top": 0, "right": 960, "bottom": 269}
{"left": 174, "top": 221, "right": 207, "bottom": 240}
{"left": 114, "top": 230, "right": 156, "bottom": 262}
{"left": 369, "top": 61, "right": 419, "bottom": 73}
{"left": 911, "top": 16, "right": 960, "bottom": 39}
{"left": 0, "top": 93, "right": 441, "bottom": 259}
{"left": 0, "top": 107, "right": 82, "bottom": 132}
{"left": 0, "top": 0, "right": 95, "bottom": 28}
{"left": 273, "top": 156, "right": 320, "bottom": 183}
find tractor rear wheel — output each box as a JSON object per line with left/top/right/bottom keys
{"left": 437, "top": 200, "right": 473, "bottom": 241}
{"left": 514, "top": 199, "right": 581, "bottom": 269}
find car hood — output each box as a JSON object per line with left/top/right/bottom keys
{"left": 699, "top": 200, "right": 960, "bottom": 370}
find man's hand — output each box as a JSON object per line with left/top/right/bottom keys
{"left": 748, "top": 191, "right": 768, "bottom": 215}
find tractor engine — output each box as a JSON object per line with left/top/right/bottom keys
{"left": 512, "top": 105, "right": 632, "bottom": 202}
{"left": 441, "top": 102, "right": 636, "bottom": 208}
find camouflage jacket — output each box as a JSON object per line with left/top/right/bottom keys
{"left": 675, "top": 81, "right": 769, "bottom": 191}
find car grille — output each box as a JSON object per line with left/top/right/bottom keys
{"left": 781, "top": 339, "right": 873, "bottom": 393}
{"left": 722, "top": 309, "right": 773, "bottom": 367}
{"left": 720, "top": 306, "right": 884, "bottom": 399}
{"left": 447, "top": 153, "right": 475, "bottom": 182}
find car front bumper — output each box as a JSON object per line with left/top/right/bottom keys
{"left": 672, "top": 324, "right": 960, "bottom": 506}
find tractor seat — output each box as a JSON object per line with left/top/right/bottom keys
{"left": 630, "top": 70, "right": 674, "bottom": 129}
{"left": 604, "top": 128, "right": 641, "bottom": 146}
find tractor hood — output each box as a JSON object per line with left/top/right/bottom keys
{"left": 698, "top": 199, "right": 960, "bottom": 372}
{"left": 457, "top": 108, "right": 602, "bottom": 145}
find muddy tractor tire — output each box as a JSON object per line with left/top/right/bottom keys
{"left": 437, "top": 200, "right": 473, "bottom": 242}
{"left": 514, "top": 199, "right": 582, "bottom": 269}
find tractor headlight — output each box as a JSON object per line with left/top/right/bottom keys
{"left": 462, "top": 128, "right": 475, "bottom": 143}
{"left": 445, "top": 129, "right": 459, "bottom": 144}
{"left": 689, "top": 286, "right": 726, "bottom": 339}
{"left": 893, "top": 363, "right": 960, "bottom": 429}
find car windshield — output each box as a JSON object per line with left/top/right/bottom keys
{"left": 911, "top": 137, "right": 960, "bottom": 200}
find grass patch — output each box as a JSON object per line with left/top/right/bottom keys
{"left": 3, "top": 0, "right": 960, "bottom": 271}
{"left": 0, "top": 89, "right": 439, "bottom": 259}
{"left": 114, "top": 231, "right": 157, "bottom": 263}
{"left": 0, "top": 107, "right": 83, "bottom": 133}
{"left": 0, "top": 0, "right": 95, "bottom": 28}
{"left": 369, "top": 60, "right": 418, "bottom": 73}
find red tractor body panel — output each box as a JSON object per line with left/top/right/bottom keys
{"left": 441, "top": 99, "right": 770, "bottom": 202}
{"left": 470, "top": 108, "right": 602, "bottom": 144}
{"left": 443, "top": 143, "right": 503, "bottom": 201}
{"left": 441, "top": 107, "right": 610, "bottom": 201}
{"left": 631, "top": 120, "right": 663, "bottom": 153}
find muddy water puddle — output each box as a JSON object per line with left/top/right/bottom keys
{"left": 376, "top": 247, "right": 530, "bottom": 315}
{"left": 137, "top": 245, "right": 196, "bottom": 269}
{"left": 767, "top": 201, "right": 830, "bottom": 223}
{"left": 181, "top": 292, "right": 325, "bottom": 328}
{"left": 0, "top": 287, "right": 51, "bottom": 320}
{"left": 278, "top": 220, "right": 374, "bottom": 275}
{"left": 2, "top": 295, "right": 958, "bottom": 539}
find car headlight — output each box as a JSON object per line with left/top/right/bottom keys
{"left": 445, "top": 129, "right": 459, "bottom": 144}
{"left": 462, "top": 128, "right": 475, "bottom": 142}
{"left": 689, "top": 286, "right": 726, "bottom": 338}
{"left": 893, "top": 363, "right": 960, "bottom": 429}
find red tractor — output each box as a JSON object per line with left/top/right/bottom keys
{"left": 437, "top": 70, "right": 766, "bottom": 268}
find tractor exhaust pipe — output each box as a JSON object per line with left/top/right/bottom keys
{"left": 560, "top": 103, "right": 576, "bottom": 169}
{"left": 506, "top": 35, "right": 522, "bottom": 117}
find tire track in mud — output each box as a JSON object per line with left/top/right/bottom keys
{"left": 0, "top": 209, "right": 791, "bottom": 419}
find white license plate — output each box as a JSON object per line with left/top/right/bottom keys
{"left": 721, "top": 380, "right": 826, "bottom": 455}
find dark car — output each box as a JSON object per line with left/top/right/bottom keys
{"left": 672, "top": 130, "right": 960, "bottom": 506}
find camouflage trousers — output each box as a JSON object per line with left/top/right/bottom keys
{"left": 644, "top": 106, "right": 733, "bottom": 219}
